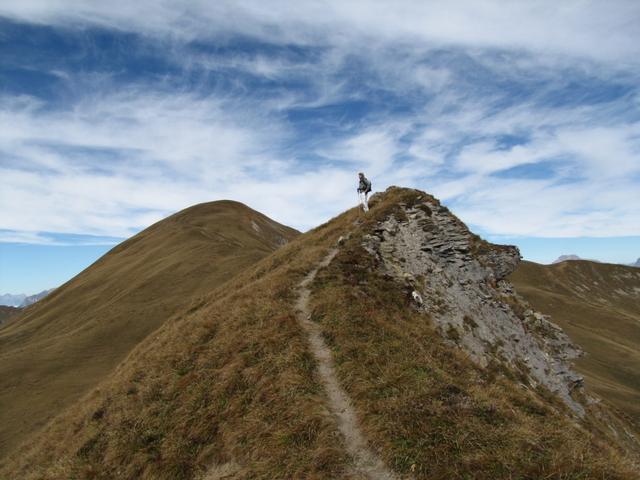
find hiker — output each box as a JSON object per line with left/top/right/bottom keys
{"left": 357, "top": 172, "right": 372, "bottom": 212}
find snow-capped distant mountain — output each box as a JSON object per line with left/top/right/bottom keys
{"left": 20, "top": 289, "right": 54, "bottom": 307}
{"left": 0, "top": 290, "right": 54, "bottom": 307}
{"left": 0, "top": 293, "right": 27, "bottom": 307}
{"left": 552, "top": 254, "right": 582, "bottom": 264}
{"left": 629, "top": 258, "right": 640, "bottom": 268}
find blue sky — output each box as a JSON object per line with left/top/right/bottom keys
{"left": 1, "top": 1, "right": 639, "bottom": 294}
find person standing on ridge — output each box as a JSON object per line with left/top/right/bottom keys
{"left": 357, "top": 172, "right": 372, "bottom": 212}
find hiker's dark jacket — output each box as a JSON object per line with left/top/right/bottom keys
{"left": 358, "top": 177, "right": 371, "bottom": 193}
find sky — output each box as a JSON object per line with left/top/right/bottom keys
{"left": 1, "top": 1, "right": 639, "bottom": 294}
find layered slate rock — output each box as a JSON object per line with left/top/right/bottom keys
{"left": 362, "top": 191, "right": 585, "bottom": 414}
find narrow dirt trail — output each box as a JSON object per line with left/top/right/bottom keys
{"left": 295, "top": 247, "right": 399, "bottom": 480}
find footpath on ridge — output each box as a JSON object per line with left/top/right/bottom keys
{"left": 295, "top": 241, "right": 399, "bottom": 480}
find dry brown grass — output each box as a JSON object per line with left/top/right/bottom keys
{"left": 510, "top": 260, "right": 640, "bottom": 432}
{"left": 1, "top": 188, "right": 637, "bottom": 479}
{"left": 309, "top": 221, "right": 637, "bottom": 479}
{"left": 0, "top": 203, "right": 361, "bottom": 479}
{"left": 0, "top": 200, "right": 298, "bottom": 460}
{"left": 0, "top": 305, "right": 20, "bottom": 325}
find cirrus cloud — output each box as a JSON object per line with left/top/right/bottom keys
{"left": 0, "top": 0, "right": 639, "bottom": 247}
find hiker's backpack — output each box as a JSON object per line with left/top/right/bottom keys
{"left": 365, "top": 179, "right": 372, "bottom": 194}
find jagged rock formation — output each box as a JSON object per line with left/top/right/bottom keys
{"left": 362, "top": 192, "right": 585, "bottom": 414}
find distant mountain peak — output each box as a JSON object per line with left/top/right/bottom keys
{"left": 552, "top": 254, "right": 582, "bottom": 264}
{"left": 0, "top": 290, "right": 54, "bottom": 308}
{"left": 552, "top": 255, "right": 638, "bottom": 267}
{"left": 0, "top": 293, "right": 26, "bottom": 307}
{"left": 19, "top": 289, "right": 54, "bottom": 307}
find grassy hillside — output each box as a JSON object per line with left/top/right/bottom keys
{"left": 2, "top": 188, "right": 636, "bottom": 479}
{"left": 510, "top": 260, "right": 640, "bottom": 429}
{"left": 0, "top": 306, "right": 20, "bottom": 325}
{"left": 0, "top": 200, "right": 298, "bottom": 459}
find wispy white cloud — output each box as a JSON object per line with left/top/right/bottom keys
{"left": 1, "top": 1, "right": 639, "bottom": 243}
{"left": 453, "top": 176, "right": 640, "bottom": 237}
{"left": 2, "top": 1, "right": 639, "bottom": 63}
{"left": 320, "top": 126, "right": 405, "bottom": 177}
{"left": 0, "top": 230, "right": 121, "bottom": 246}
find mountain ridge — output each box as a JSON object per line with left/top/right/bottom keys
{"left": 551, "top": 254, "right": 640, "bottom": 267}
{"left": 0, "top": 290, "right": 55, "bottom": 307}
{"left": 0, "top": 293, "right": 26, "bottom": 307}
{"left": 0, "top": 200, "right": 298, "bottom": 460}
{"left": 19, "top": 289, "right": 54, "bottom": 307}
{"left": 1, "top": 188, "right": 637, "bottom": 479}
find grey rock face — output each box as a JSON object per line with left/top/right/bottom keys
{"left": 362, "top": 194, "right": 585, "bottom": 415}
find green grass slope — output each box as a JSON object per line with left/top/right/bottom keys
{"left": 0, "top": 200, "right": 298, "bottom": 459}
{"left": 510, "top": 260, "right": 640, "bottom": 429}
{"left": 1, "top": 189, "right": 636, "bottom": 479}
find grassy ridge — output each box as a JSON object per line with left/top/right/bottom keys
{"left": 0, "top": 205, "right": 358, "bottom": 479}
{"left": 1, "top": 189, "right": 636, "bottom": 478}
{"left": 308, "top": 190, "right": 636, "bottom": 479}
{"left": 0, "top": 200, "right": 298, "bottom": 460}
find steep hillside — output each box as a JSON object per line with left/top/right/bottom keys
{"left": 0, "top": 306, "right": 20, "bottom": 325}
{"left": 2, "top": 188, "right": 637, "bottom": 479}
{"left": 510, "top": 260, "right": 640, "bottom": 429}
{"left": 0, "top": 200, "right": 298, "bottom": 459}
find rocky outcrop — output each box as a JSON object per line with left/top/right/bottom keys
{"left": 362, "top": 191, "right": 585, "bottom": 415}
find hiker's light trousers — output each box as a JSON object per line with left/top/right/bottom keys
{"left": 358, "top": 191, "right": 369, "bottom": 212}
